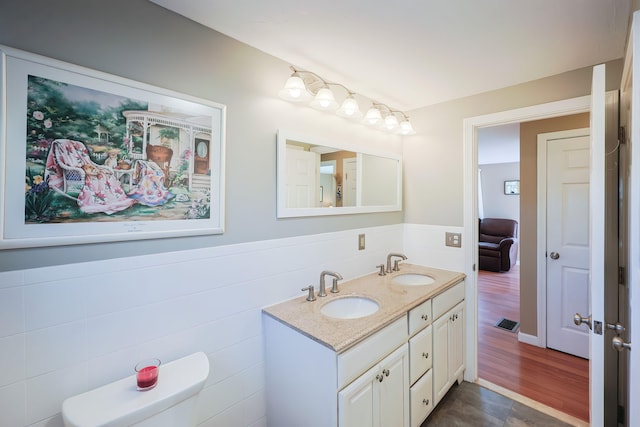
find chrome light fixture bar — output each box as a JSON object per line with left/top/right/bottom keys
{"left": 278, "top": 66, "right": 416, "bottom": 135}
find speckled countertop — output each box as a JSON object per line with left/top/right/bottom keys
{"left": 262, "top": 263, "right": 465, "bottom": 353}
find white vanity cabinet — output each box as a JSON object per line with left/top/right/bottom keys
{"left": 432, "top": 282, "right": 465, "bottom": 405}
{"left": 262, "top": 268, "right": 465, "bottom": 427}
{"left": 263, "top": 315, "right": 408, "bottom": 427}
{"left": 339, "top": 344, "right": 409, "bottom": 427}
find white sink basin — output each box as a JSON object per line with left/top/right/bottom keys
{"left": 391, "top": 273, "right": 435, "bottom": 286}
{"left": 320, "top": 296, "right": 379, "bottom": 319}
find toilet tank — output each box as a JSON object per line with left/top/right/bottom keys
{"left": 62, "top": 352, "right": 209, "bottom": 427}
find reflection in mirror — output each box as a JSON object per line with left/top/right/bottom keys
{"left": 277, "top": 130, "right": 402, "bottom": 218}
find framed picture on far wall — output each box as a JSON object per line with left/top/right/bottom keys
{"left": 504, "top": 180, "right": 520, "bottom": 195}
{"left": 0, "top": 45, "right": 226, "bottom": 249}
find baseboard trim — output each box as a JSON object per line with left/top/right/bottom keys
{"left": 517, "top": 331, "right": 543, "bottom": 347}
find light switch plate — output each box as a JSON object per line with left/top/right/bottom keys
{"left": 445, "top": 232, "right": 462, "bottom": 248}
{"left": 358, "top": 234, "right": 365, "bottom": 250}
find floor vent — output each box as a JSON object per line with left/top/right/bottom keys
{"left": 495, "top": 318, "right": 520, "bottom": 332}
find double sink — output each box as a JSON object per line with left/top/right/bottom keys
{"left": 263, "top": 264, "right": 465, "bottom": 352}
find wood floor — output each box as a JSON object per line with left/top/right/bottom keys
{"left": 477, "top": 265, "right": 590, "bottom": 422}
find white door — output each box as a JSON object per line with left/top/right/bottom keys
{"left": 343, "top": 157, "right": 357, "bottom": 207}
{"left": 545, "top": 130, "right": 591, "bottom": 359}
{"left": 588, "top": 63, "right": 606, "bottom": 426}
{"left": 624, "top": 10, "right": 640, "bottom": 426}
{"left": 285, "top": 147, "right": 319, "bottom": 208}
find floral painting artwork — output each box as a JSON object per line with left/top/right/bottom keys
{"left": 1, "top": 46, "right": 225, "bottom": 248}
{"left": 26, "top": 75, "right": 212, "bottom": 222}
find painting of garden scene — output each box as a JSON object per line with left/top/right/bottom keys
{"left": 25, "top": 75, "right": 214, "bottom": 225}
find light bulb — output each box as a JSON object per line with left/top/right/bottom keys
{"left": 363, "top": 107, "right": 382, "bottom": 125}
{"left": 384, "top": 115, "right": 399, "bottom": 131}
{"left": 398, "top": 119, "right": 416, "bottom": 135}
{"left": 337, "top": 95, "right": 362, "bottom": 118}
{"left": 278, "top": 75, "right": 311, "bottom": 102}
{"left": 310, "top": 87, "right": 338, "bottom": 111}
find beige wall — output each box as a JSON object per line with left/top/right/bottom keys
{"left": 519, "top": 113, "right": 590, "bottom": 334}
{"left": 0, "top": 0, "right": 403, "bottom": 272}
{"left": 404, "top": 61, "right": 623, "bottom": 226}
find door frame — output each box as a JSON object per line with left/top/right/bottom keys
{"left": 536, "top": 127, "right": 591, "bottom": 350}
{"left": 462, "top": 95, "right": 591, "bottom": 382}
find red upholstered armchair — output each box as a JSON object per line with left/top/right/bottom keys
{"left": 479, "top": 218, "right": 518, "bottom": 272}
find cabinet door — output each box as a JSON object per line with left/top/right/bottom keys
{"left": 339, "top": 364, "right": 378, "bottom": 427}
{"left": 379, "top": 345, "right": 409, "bottom": 427}
{"left": 450, "top": 302, "right": 465, "bottom": 383}
{"left": 432, "top": 313, "right": 451, "bottom": 405}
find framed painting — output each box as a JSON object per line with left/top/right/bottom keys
{"left": 0, "top": 45, "right": 226, "bottom": 248}
{"left": 504, "top": 180, "right": 520, "bottom": 195}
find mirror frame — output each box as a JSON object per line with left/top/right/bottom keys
{"left": 277, "top": 129, "right": 403, "bottom": 218}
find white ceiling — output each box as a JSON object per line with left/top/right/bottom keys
{"left": 150, "top": 0, "right": 631, "bottom": 112}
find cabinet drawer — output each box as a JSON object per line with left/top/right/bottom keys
{"left": 409, "top": 325, "right": 432, "bottom": 384}
{"left": 408, "top": 298, "right": 432, "bottom": 336}
{"left": 432, "top": 280, "right": 465, "bottom": 320}
{"left": 337, "top": 316, "right": 407, "bottom": 389}
{"left": 410, "top": 369, "right": 433, "bottom": 427}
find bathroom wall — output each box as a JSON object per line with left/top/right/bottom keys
{"left": 0, "top": 0, "right": 403, "bottom": 272}
{"left": 478, "top": 162, "right": 520, "bottom": 222}
{"left": 404, "top": 59, "right": 623, "bottom": 227}
{"left": 0, "top": 224, "right": 404, "bottom": 426}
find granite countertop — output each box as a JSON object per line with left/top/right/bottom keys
{"left": 262, "top": 263, "right": 466, "bottom": 353}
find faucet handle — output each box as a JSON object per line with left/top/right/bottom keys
{"left": 393, "top": 259, "right": 401, "bottom": 271}
{"left": 301, "top": 285, "right": 316, "bottom": 301}
{"left": 376, "top": 264, "right": 386, "bottom": 276}
{"left": 330, "top": 278, "right": 340, "bottom": 293}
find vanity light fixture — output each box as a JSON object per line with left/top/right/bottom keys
{"left": 278, "top": 66, "right": 416, "bottom": 135}
{"left": 336, "top": 94, "right": 363, "bottom": 118}
{"left": 278, "top": 72, "right": 312, "bottom": 102}
{"left": 310, "top": 86, "right": 339, "bottom": 111}
{"left": 363, "top": 106, "right": 382, "bottom": 126}
{"left": 383, "top": 114, "right": 400, "bottom": 131}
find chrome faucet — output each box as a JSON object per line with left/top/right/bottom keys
{"left": 319, "top": 270, "right": 343, "bottom": 297}
{"left": 386, "top": 253, "right": 407, "bottom": 273}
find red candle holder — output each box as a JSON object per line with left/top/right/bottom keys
{"left": 135, "top": 358, "right": 161, "bottom": 391}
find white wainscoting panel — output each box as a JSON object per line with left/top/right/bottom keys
{"left": 0, "top": 224, "right": 402, "bottom": 427}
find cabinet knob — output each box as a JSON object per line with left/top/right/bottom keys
{"left": 382, "top": 369, "right": 390, "bottom": 377}
{"left": 421, "top": 314, "right": 429, "bottom": 321}
{"left": 376, "top": 374, "right": 384, "bottom": 382}
{"left": 422, "top": 352, "right": 429, "bottom": 359}
{"left": 423, "top": 398, "right": 430, "bottom": 406}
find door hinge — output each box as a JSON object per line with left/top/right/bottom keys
{"left": 618, "top": 404, "right": 625, "bottom": 425}
{"left": 619, "top": 266, "right": 626, "bottom": 285}
{"left": 619, "top": 126, "right": 626, "bottom": 144}
{"left": 472, "top": 263, "right": 476, "bottom": 272}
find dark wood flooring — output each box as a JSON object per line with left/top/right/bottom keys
{"left": 476, "top": 265, "right": 590, "bottom": 422}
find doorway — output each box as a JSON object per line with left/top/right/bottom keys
{"left": 475, "top": 119, "right": 591, "bottom": 421}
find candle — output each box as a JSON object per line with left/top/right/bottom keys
{"left": 135, "top": 358, "right": 161, "bottom": 391}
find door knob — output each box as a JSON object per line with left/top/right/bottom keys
{"left": 573, "top": 313, "right": 592, "bottom": 330}
{"left": 612, "top": 336, "right": 631, "bottom": 352}
{"left": 550, "top": 251, "right": 560, "bottom": 260}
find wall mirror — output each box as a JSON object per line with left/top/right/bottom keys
{"left": 277, "top": 129, "right": 402, "bottom": 218}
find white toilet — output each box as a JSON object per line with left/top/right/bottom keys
{"left": 62, "top": 352, "right": 209, "bottom": 427}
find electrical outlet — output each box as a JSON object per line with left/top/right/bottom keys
{"left": 358, "top": 233, "right": 365, "bottom": 250}
{"left": 446, "top": 232, "right": 462, "bottom": 248}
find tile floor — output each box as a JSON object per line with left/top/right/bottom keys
{"left": 422, "top": 382, "right": 574, "bottom": 427}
